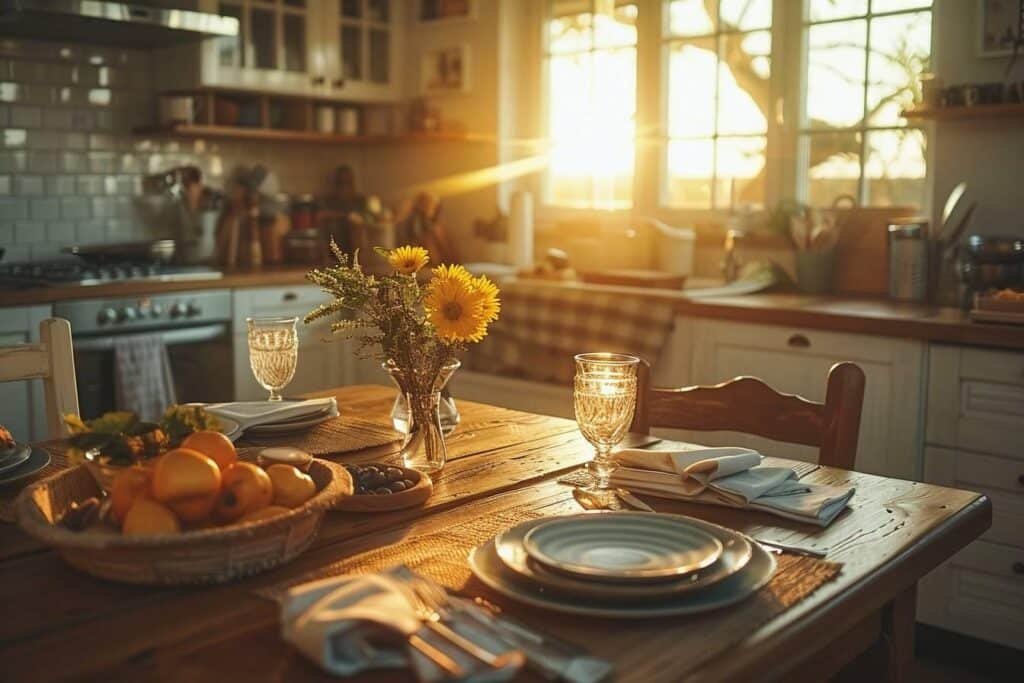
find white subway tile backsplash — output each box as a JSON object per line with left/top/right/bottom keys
{"left": 60, "top": 196, "right": 90, "bottom": 220}
{"left": 43, "top": 108, "right": 73, "bottom": 129}
{"left": 13, "top": 175, "right": 44, "bottom": 195}
{"left": 3, "top": 129, "right": 27, "bottom": 147}
{"left": 0, "top": 151, "right": 27, "bottom": 172}
{"left": 14, "top": 222, "right": 45, "bottom": 244}
{"left": 46, "top": 221, "right": 75, "bottom": 243}
{"left": 87, "top": 151, "right": 116, "bottom": 173}
{"left": 0, "top": 223, "right": 13, "bottom": 244}
{"left": 3, "top": 246, "right": 31, "bottom": 262}
{"left": 0, "top": 175, "right": 10, "bottom": 195}
{"left": 28, "top": 150, "right": 57, "bottom": 173}
{"left": 76, "top": 220, "right": 106, "bottom": 244}
{"left": 45, "top": 175, "right": 75, "bottom": 195}
{"left": 76, "top": 175, "right": 103, "bottom": 195}
{"left": 27, "top": 130, "right": 60, "bottom": 149}
{"left": 0, "top": 197, "right": 29, "bottom": 220}
{"left": 60, "top": 151, "right": 86, "bottom": 172}
{"left": 63, "top": 131, "right": 87, "bottom": 149}
{"left": 10, "top": 105, "right": 42, "bottom": 127}
{"left": 30, "top": 197, "right": 60, "bottom": 220}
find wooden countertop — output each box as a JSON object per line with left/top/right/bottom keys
{"left": 3, "top": 267, "right": 1023, "bottom": 350}
{"left": 0, "top": 266, "right": 311, "bottom": 306}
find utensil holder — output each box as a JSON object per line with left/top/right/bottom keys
{"left": 795, "top": 247, "right": 836, "bottom": 295}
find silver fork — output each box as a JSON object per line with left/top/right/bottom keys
{"left": 403, "top": 575, "right": 524, "bottom": 670}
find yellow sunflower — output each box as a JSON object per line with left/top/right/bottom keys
{"left": 472, "top": 274, "right": 501, "bottom": 323}
{"left": 387, "top": 245, "right": 430, "bottom": 275}
{"left": 425, "top": 271, "right": 488, "bottom": 343}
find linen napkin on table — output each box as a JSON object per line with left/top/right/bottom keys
{"left": 281, "top": 569, "right": 522, "bottom": 682}
{"left": 113, "top": 333, "right": 177, "bottom": 422}
{"left": 609, "top": 443, "right": 855, "bottom": 527}
{"left": 206, "top": 397, "right": 338, "bottom": 430}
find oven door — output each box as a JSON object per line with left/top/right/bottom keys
{"left": 74, "top": 323, "right": 234, "bottom": 419}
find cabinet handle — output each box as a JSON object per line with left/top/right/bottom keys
{"left": 311, "top": 75, "right": 326, "bottom": 86}
{"left": 331, "top": 78, "right": 345, "bottom": 89}
{"left": 1014, "top": 562, "right": 1024, "bottom": 575}
{"left": 787, "top": 334, "right": 811, "bottom": 349}
{"left": 282, "top": 291, "right": 298, "bottom": 302}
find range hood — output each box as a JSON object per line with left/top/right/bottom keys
{"left": 0, "top": 0, "right": 238, "bottom": 49}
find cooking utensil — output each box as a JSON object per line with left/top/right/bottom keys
{"left": 65, "top": 240, "right": 177, "bottom": 265}
{"left": 939, "top": 182, "right": 967, "bottom": 240}
{"left": 942, "top": 202, "right": 976, "bottom": 261}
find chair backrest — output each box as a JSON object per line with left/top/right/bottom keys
{"left": 631, "top": 360, "right": 866, "bottom": 470}
{"left": 0, "top": 318, "right": 79, "bottom": 438}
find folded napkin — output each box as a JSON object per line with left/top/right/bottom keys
{"left": 206, "top": 397, "right": 338, "bottom": 430}
{"left": 114, "top": 333, "right": 177, "bottom": 421}
{"left": 281, "top": 568, "right": 522, "bottom": 682}
{"left": 610, "top": 443, "right": 854, "bottom": 527}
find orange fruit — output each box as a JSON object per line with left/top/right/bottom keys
{"left": 109, "top": 465, "right": 153, "bottom": 526}
{"left": 216, "top": 462, "right": 273, "bottom": 522}
{"left": 152, "top": 448, "right": 222, "bottom": 504}
{"left": 238, "top": 505, "right": 291, "bottom": 524}
{"left": 122, "top": 498, "right": 180, "bottom": 536}
{"left": 181, "top": 430, "right": 237, "bottom": 471}
{"left": 266, "top": 464, "right": 317, "bottom": 508}
{"left": 166, "top": 493, "right": 218, "bottom": 525}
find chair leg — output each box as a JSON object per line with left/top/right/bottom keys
{"left": 883, "top": 584, "right": 917, "bottom": 683}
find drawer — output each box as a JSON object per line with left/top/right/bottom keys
{"left": 692, "top": 320, "right": 905, "bottom": 363}
{"left": 961, "top": 347, "right": 1024, "bottom": 387}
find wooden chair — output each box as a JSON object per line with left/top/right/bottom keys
{"left": 631, "top": 360, "right": 866, "bottom": 470}
{"left": 0, "top": 318, "right": 79, "bottom": 438}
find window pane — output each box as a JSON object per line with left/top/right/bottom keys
{"left": 803, "top": 131, "right": 861, "bottom": 205}
{"left": 549, "top": 12, "right": 593, "bottom": 53}
{"left": 717, "top": 30, "right": 770, "bottom": 135}
{"left": 805, "top": 20, "right": 866, "bottom": 129}
{"left": 251, "top": 8, "right": 276, "bottom": 70}
{"left": 369, "top": 28, "right": 389, "bottom": 83}
{"left": 714, "top": 136, "right": 767, "bottom": 209}
{"left": 667, "top": 0, "right": 715, "bottom": 37}
{"left": 667, "top": 38, "right": 717, "bottom": 138}
{"left": 719, "top": 0, "right": 772, "bottom": 31}
{"left": 866, "top": 11, "right": 931, "bottom": 126}
{"left": 341, "top": 0, "right": 361, "bottom": 18}
{"left": 807, "top": 0, "right": 867, "bottom": 22}
{"left": 341, "top": 24, "right": 362, "bottom": 79}
{"left": 218, "top": 3, "right": 243, "bottom": 67}
{"left": 595, "top": 3, "right": 637, "bottom": 48}
{"left": 283, "top": 14, "right": 306, "bottom": 72}
{"left": 864, "top": 128, "right": 926, "bottom": 207}
{"left": 367, "top": 0, "right": 389, "bottom": 21}
{"left": 666, "top": 138, "right": 714, "bottom": 208}
{"left": 871, "top": 0, "right": 932, "bottom": 12}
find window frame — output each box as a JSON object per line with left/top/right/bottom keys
{"left": 536, "top": 0, "right": 933, "bottom": 223}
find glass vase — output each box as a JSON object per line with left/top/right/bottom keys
{"left": 383, "top": 358, "right": 460, "bottom": 473}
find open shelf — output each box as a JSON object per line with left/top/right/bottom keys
{"left": 902, "top": 103, "right": 1024, "bottom": 121}
{"left": 132, "top": 123, "right": 476, "bottom": 145}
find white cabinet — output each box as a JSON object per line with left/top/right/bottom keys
{"left": 686, "top": 319, "right": 925, "bottom": 480}
{"left": 231, "top": 286, "right": 352, "bottom": 400}
{"left": 154, "top": 0, "right": 401, "bottom": 101}
{"left": 0, "top": 305, "right": 51, "bottom": 442}
{"left": 919, "top": 344, "right": 1024, "bottom": 650}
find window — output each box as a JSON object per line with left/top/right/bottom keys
{"left": 663, "top": 0, "right": 772, "bottom": 210}
{"left": 541, "top": 0, "right": 932, "bottom": 214}
{"left": 800, "top": 0, "right": 931, "bottom": 207}
{"left": 545, "top": 1, "right": 638, "bottom": 209}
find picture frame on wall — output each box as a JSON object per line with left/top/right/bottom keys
{"left": 419, "top": 0, "right": 475, "bottom": 23}
{"left": 979, "top": 0, "right": 1023, "bottom": 57}
{"left": 421, "top": 45, "right": 471, "bottom": 95}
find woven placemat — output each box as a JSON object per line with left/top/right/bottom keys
{"left": 0, "top": 442, "right": 67, "bottom": 523}
{"left": 237, "top": 415, "right": 400, "bottom": 456}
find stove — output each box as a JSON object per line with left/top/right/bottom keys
{"left": 0, "top": 260, "right": 223, "bottom": 289}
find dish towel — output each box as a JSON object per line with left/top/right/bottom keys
{"left": 113, "top": 333, "right": 177, "bottom": 422}
{"left": 609, "top": 443, "right": 855, "bottom": 527}
{"left": 281, "top": 568, "right": 522, "bottom": 682}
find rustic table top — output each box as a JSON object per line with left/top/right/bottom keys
{"left": 0, "top": 385, "right": 991, "bottom": 682}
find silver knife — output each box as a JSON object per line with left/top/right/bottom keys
{"left": 752, "top": 538, "right": 829, "bottom": 559}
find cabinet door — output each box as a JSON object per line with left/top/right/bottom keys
{"left": 320, "top": 0, "right": 401, "bottom": 101}
{"left": 687, "top": 320, "right": 924, "bottom": 479}
{"left": 200, "top": 0, "right": 325, "bottom": 96}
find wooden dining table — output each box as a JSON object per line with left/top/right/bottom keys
{"left": 0, "top": 385, "right": 991, "bottom": 682}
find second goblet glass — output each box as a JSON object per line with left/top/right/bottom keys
{"left": 573, "top": 353, "right": 640, "bottom": 490}
{"left": 246, "top": 316, "right": 299, "bottom": 401}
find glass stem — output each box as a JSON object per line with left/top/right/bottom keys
{"left": 589, "top": 445, "right": 616, "bottom": 490}
{"left": 268, "top": 388, "right": 282, "bottom": 402}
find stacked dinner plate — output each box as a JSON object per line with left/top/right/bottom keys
{"left": 468, "top": 511, "right": 777, "bottom": 618}
{"left": 0, "top": 441, "right": 51, "bottom": 486}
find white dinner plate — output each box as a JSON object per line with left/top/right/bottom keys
{"left": 521, "top": 512, "right": 723, "bottom": 582}
{"left": 495, "top": 513, "right": 751, "bottom": 601}
{"left": 217, "top": 416, "right": 242, "bottom": 442}
{"left": 469, "top": 529, "right": 775, "bottom": 619}
{"left": 0, "top": 444, "right": 32, "bottom": 475}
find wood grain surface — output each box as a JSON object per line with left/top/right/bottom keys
{"left": 0, "top": 385, "right": 990, "bottom": 682}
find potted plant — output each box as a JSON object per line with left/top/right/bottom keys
{"left": 305, "top": 243, "right": 500, "bottom": 473}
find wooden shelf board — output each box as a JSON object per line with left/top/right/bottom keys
{"left": 133, "top": 124, "right": 482, "bottom": 145}
{"left": 902, "top": 103, "right": 1024, "bottom": 121}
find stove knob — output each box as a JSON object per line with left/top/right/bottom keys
{"left": 186, "top": 302, "right": 202, "bottom": 317}
{"left": 118, "top": 306, "right": 138, "bottom": 322}
{"left": 170, "top": 302, "right": 188, "bottom": 318}
{"left": 150, "top": 304, "right": 163, "bottom": 318}
{"left": 97, "top": 308, "right": 117, "bottom": 325}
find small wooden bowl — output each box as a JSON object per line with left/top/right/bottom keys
{"left": 336, "top": 463, "right": 432, "bottom": 512}
{"left": 15, "top": 459, "right": 352, "bottom": 585}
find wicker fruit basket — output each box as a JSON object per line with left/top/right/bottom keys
{"left": 14, "top": 459, "right": 352, "bottom": 586}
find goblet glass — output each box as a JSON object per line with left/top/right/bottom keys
{"left": 573, "top": 353, "right": 640, "bottom": 490}
{"left": 246, "top": 316, "right": 298, "bottom": 401}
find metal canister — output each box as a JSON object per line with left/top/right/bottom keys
{"left": 887, "top": 219, "right": 929, "bottom": 302}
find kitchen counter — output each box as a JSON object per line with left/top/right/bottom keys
{"left": 0, "top": 266, "right": 311, "bottom": 306}
{"left": 3, "top": 267, "right": 1023, "bottom": 351}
